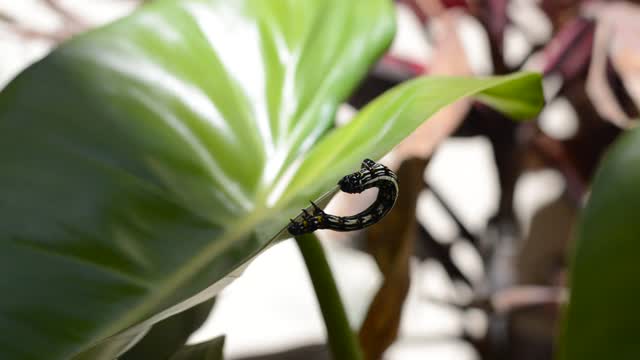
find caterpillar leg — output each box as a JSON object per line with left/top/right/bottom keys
{"left": 309, "top": 201, "right": 325, "bottom": 216}
{"left": 289, "top": 208, "right": 316, "bottom": 235}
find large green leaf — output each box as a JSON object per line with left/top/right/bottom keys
{"left": 560, "top": 127, "right": 640, "bottom": 360}
{"left": 0, "top": 0, "right": 543, "bottom": 359}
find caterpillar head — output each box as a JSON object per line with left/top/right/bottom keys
{"left": 338, "top": 172, "right": 364, "bottom": 194}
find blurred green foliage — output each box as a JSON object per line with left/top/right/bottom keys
{"left": 561, "top": 126, "right": 640, "bottom": 360}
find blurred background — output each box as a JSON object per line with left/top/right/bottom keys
{"left": 1, "top": 0, "right": 638, "bottom": 359}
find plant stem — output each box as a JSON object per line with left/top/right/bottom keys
{"left": 295, "top": 233, "right": 363, "bottom": 360}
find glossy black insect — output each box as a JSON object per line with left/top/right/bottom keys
{"left": 288, "top": 158, "right": 398, "bottom": 236}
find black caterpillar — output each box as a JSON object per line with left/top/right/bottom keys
{"left": 288, "top": 158, "right": 398, "bottom": 236}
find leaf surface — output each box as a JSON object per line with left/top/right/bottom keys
{"left": 560, "top": 127, "right": 640, "bottom": 360}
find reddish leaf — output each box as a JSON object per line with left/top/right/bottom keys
{"left": 539, "top": 18, "right": 594, "bottom": 80}
{"left": 396, "top": 0, "right": 470, "bottom": 23}
{"left": 358, "top": 159, "right": 427, "bottom": 360}
{"left": 486, "top": 0, "right": 509, "bottom": 47}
